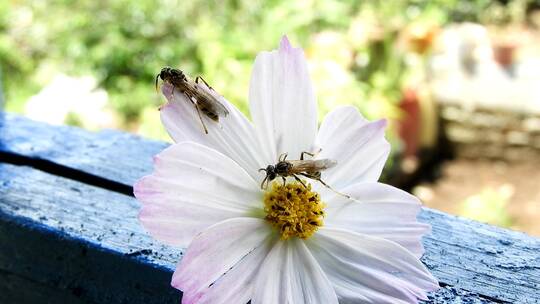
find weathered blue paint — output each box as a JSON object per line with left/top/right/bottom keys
{"left": 0, "top": 112, "right": 168, "bottom": 187}
{"left": 0, "top": 164, "right": 181, "bottom": 303}
{"left": 1, "top": 112, "right": 540, "bottom": 303}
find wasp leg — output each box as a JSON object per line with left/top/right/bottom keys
{"left": 195, "top": 76, "right": 215, "bottom": 91}
{"left": 300, "top": 148, "right": 324, "bottom": 160}
{"left": 299, "top": 171, "right": 320, "bottom": 180}
{"left": 185, "top": 92, "right": 209, "bottom": 134}
{"left": 307, "top": 174, "right": 350, "bottom": 199}
{"left": 292, "top": 174, "right": 307, "bottom": 188}
{"left": 281, "top": 176, "right": 287, "bottom": 187}
{"left": 195, "top": 105, "right": 209, "bottom": 134}
{"left": 278, "top": 153, "right": 288, "bottom": 162}
{"left": 300, "top": 151, "right": 316, "bottom": 160}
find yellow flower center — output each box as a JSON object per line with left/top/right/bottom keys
{"left": 263, "top": 181, "right": 325, "bottom": 240}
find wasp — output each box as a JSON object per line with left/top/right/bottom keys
{"left": 156, "top": 67, "right": 230, "bottom": 134}
{"left": 259, "top": 151, "right": 350, "bottom": 198}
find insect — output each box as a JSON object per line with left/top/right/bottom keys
{"left": 259, "top": 151, "right": 350, "bottom": 198}
{"left": 156, "top": 67, "right": 229, "bottom": 134}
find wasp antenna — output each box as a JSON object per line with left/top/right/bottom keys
{"left": 260, "top": 175, "right": 269, "bottom": 190}
{"left": 258, "top": 168, "right": 267, "bottom": 173}
{"left": 155, "top": 74, "right": 160, "bottom": 92}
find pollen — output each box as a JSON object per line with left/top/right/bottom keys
{"left": 263, "top": 181, "right": 325, "bottom": 240}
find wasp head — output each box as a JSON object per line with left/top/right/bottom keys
{"left": 156, "top": 67, "right": 186, "bottom": 90}
{"left": 259, "top": 165, "right": 276, "bottom": 189}
{"left": 266, "top": 165, "right": 277, "bottom": 181}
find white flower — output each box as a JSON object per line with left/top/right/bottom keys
{"left": 134, "top": 36, "right": 439, "bottom": 304}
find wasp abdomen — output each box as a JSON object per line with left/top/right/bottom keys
{"left": 200, "top": 107, "right": 219, "bottom": 121}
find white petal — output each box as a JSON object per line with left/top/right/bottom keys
{"left": 160, "top": 83, "right": 264, "bottom": 180}
{"left": 249, "top": 36, "right": 318, "bottom": 165}
{"left": 252, "top": 238, "right": 338, "bottom": 304}
{"left": 324, "top": 182, "right": 429, "bottom": 258}
{"left": 307, "top": 228, "right": 439, "bottom": 304}
{"left": 191, "top": 237, "right": 274, "bottom": 304}
{"left": 316, "top": 106, "right": 390, "bottom": 187}
{"left": 134, "top": 142, "right": 263, "bottom": 247}
{"left": 172, "top": 217, "right": 271, "bottom": 304}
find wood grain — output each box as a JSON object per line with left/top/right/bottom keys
{"left": 1, "top": 113, "right": 539, "bottom": 303}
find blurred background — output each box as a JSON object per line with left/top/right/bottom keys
{"left": 1, "top": 0, "right": 539, "bottom": 236}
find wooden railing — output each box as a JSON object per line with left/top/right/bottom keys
{"left": 1, "top": 112, "right": 539, "bottom": 303}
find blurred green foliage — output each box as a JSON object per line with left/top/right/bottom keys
{"left": 460, "top": 186, "right": 514, "bottom": 227}
{"left": 0, "top": 0, "right": 520, "bottom": 139}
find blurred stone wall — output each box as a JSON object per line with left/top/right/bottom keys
{"left": 440, "top": 103, "right": 540, "bottom": 161}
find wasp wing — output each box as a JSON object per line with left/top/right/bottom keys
{"left": 288, "top": 159, "right": 337, "bottom": 173}
{"left": 195, "top": 82, "right": 230, "bottom": 117}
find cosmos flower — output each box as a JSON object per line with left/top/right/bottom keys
{"left": 134, "top": 36, "right": 439, "bottom": 303}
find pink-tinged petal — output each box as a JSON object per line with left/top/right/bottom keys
{"left": 249, "top": 36, "right": 318, "bottom": 165}
{"left": 316, "top": 106, "right": 390, "bottom": 187}
{"left": 134, "top": 142, "right": 263, "bottom": 247}
{"left": 160, "top": 83, "right": 264, "bottom": 181}
{"left": 252, "top": 238, "right": 339, "bottom": 304}
{"left": 323, "top": 182, "right": 429, "bottom": 258}
{"left": 172, "top": 218, "right": 271, "bottom": 303}
{"left": 307, "top": 228, "right": 439, "bottom": 304}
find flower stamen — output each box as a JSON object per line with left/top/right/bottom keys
{"left": 263, "top": 181, "right": 325, "bottom": 240}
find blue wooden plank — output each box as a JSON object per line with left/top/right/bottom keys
{"left": 0, "top": 164, "right": 181, "bottom": 303}
{"left": 0, "top": 269, "right": 87, "bottom": 304}
{"left": 0, "top": 163, "right": 504, "bottom": 303}
{"left": 0, "top": 112, "right": 168, "bottom": 188}
{"left": 1, "top": 112, "right": 540, "bottom": 302}
{"left": 420, "top": 210, "right": 540, "bottom": 303}
{"left": 425, "top": 286, "right": 499, "bottom": 304}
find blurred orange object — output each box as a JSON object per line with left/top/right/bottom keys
{"left": 398, "top": 87, "right": 421, "bottom": 158}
